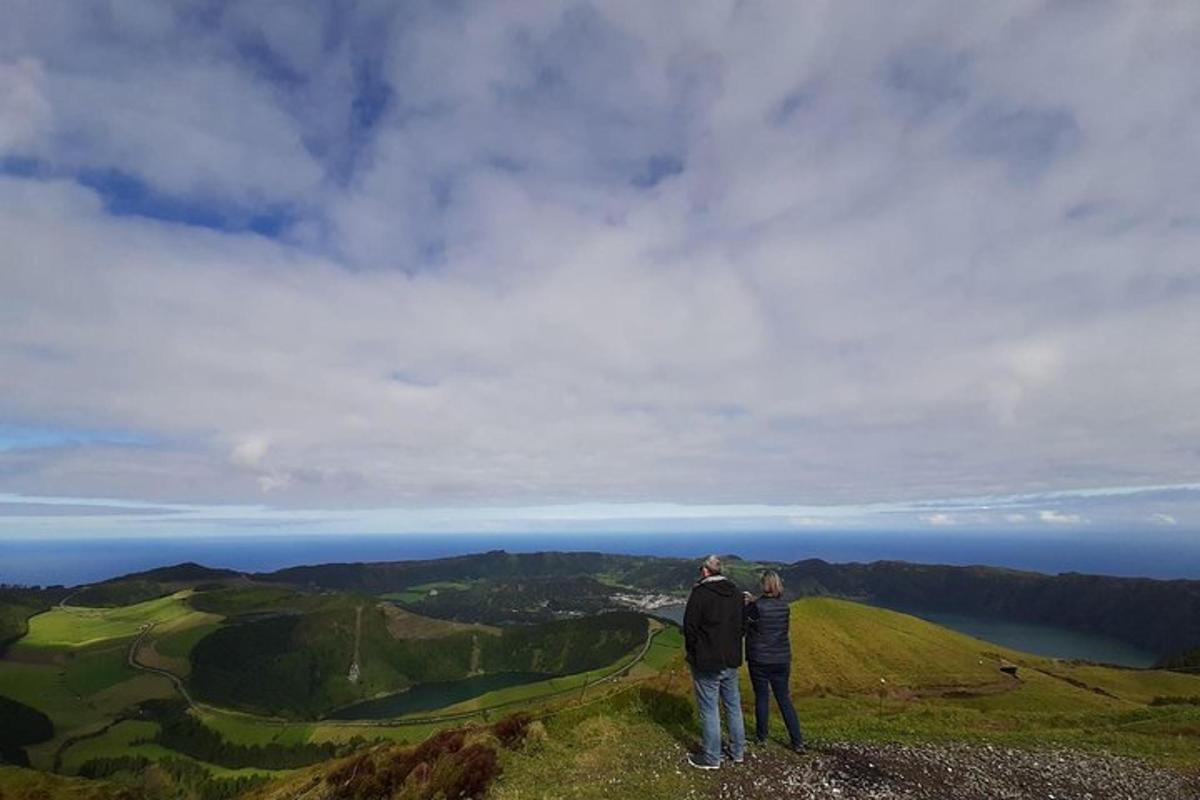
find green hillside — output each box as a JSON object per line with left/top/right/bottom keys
{"left": 0, "top": 766, "right": 130, "bottom": 800}
{"left": 188, "top": 605, "right": 648, "bottom": 718}
{"left": 20, "top": 592, "right": 203, "bottom": 650}
{"left": 785, "top": 598, "right": 1200, "bottom": 708}
{"left": 788, "top": 597, "right": 1005, "bottom": 692}
{"left": 5, "top": 586, "right": 1200, "bottom": 798}
{"left": 492, "top": 599, "right": 1200, "bottom": 799}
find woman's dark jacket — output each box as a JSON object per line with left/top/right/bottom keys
{"left": 745, "top": 596, "right": 791, "bottom": 665}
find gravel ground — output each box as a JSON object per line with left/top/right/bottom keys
{"left": 687, "top": 740, "right": 1200, "bottom": 800}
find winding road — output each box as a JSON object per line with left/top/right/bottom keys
{"left": 128, "top": 622, "right": 196, "bottom": 707}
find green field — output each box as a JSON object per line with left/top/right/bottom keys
{"left": 153, "top": 622, "right": 220, "bottom": 659}
{"left": 194, "top": 708, "right": 316, "bottom": 747}
{"left": 380, "top": 580, "right": 474, "bottom": 604}
{"left": 9, "top": 590, "right": 1200, "bottom": 798}
{"left": 0, "top": 765, "right": 127, "bottom": 800}
{"left": 64, "top": 645, "right": 137, "bottom": 697}
{"left": 493, "top": 599, "right": 1200, "bottom": 799}
{"left": 21, "top": 592, "right": 202, "bottom": 649}
{"left": 57, "top": 715, "right": 286, "bottom": 780}
{"left": 641, "top": 626, "right": 684, "bottom": 670}
{"left": 58, "top": 719, "right": 160, "bottom": 773}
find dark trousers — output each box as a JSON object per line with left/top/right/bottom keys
{"left": 747, "top": 661, "right": 804, "bottom": 746}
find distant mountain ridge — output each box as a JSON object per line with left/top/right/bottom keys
{"left": 74, "top": 550, "right": 1200, "bottom": 663}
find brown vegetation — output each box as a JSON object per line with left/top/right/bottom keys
{"left": 378, "top": 605, "right": 499, "bottom": 641}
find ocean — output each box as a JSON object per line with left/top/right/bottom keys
{"left": 2, "top": 530, "right": 1198, "bottom": 587}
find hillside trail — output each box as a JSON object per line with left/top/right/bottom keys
{"left": 348, "top": 605, "right": 362, "bottom": 683}
{"left": 679, "top": 740, "right": 1200, "bottom": 800}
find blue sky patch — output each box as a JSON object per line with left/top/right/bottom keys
{"left": 0, "top": 424, "right": 158, "bottom": 452}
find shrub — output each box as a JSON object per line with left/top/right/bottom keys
{"left": 325, "top": 728, "right": 501, "bottom": 800}
{"left": 493, "top": 713, "right": 533, "bottom": 748}
{"left": 428, "top": 743, "right": 499, "bottom": 800}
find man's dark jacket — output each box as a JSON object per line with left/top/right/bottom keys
{"left": 683, "top": 575, "right": 744, "bottom": 672}
{"left": 745, "top": 596, "right": 791, "bottom": 665}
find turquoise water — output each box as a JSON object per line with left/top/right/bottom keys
{"left": 329, "top": 671, "right": 550, "bottom": 720}
{"left": 880, "top": 607, "right": 1157, "bottom": 668}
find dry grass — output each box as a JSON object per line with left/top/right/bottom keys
{"left": 378, "top": 604, "right": 498, "bottom": 640}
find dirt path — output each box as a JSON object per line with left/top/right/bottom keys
{"left": 348, "top": 605, "right": 363, "bottom": 682}
{"left": 127, "top": 622, "right": 195, "bottom": 707}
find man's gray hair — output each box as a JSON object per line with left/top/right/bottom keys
{"left": 702, "top": 554, "right": 723, "bottom": 575}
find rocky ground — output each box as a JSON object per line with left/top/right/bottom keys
{"left": 686, "top": 740, "right": 1200, "bottom": 800}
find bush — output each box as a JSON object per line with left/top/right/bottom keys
{"left": 493, "top": 713, "right": 532, "bottom": 749}
{"left": 325, "top": 728, "right": 501, "bottom": 800}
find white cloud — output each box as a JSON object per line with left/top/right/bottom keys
{"left": 1150, "top": 513, "right": 1178, "bottom": 526}
{"left": 230, "top": 436, "right": 270, "bottom": 469}
{"left": 1039, "top": 510, "right": 1083, "bottom": 525}
{"left": 0, "top": 3, "right": 1198, "bottom": 523}
{"left": 1005, "top": 513, "right": 1028, "bottom": 524}
{"left": 922, "top": 513, "right": 957, "bottom": 526}
{"left": 0, "top": 58, "right": 51, "bottom": 151}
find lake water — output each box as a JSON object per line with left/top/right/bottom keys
{"left": 328, "top": 671, "right": 550, "bottom": 720}
{"left": 883, "top": 607, "right": 1158, "bottom": 668}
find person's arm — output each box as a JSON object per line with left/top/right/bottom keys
{"left": 682, "top": 591, "right": 699, "bottom": 666}
{"left": 744, "top": 594, "right": 759, "bottom": 628}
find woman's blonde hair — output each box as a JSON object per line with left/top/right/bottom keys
{"left": 759, "top": 569, "right": 784, "bottom": 597}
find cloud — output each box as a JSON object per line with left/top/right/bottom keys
{"left": 1150, "top": 513, "right": 1178, "bottom": 526}
{"left": 1039, "top": 510, "right": 1083, "bottom": 525}
{"left": 0, "top": 3, "right": 1199, "bottom": 528}
{"left": 230, "top": 436, "right": 270, "bottom": 469}
{"left": 922, "top": 513, "right": 957, "bottom": 526}
{"left": 0, "top": 58, "right": 51, "bottom": 151}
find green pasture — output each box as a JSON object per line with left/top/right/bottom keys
{"left": 58, "top": 719, "right": 159, "bottom": 773}
{"left": 0, "top": 653, "right": 176, "bottom": 770}
{"left": 21, "top": 592, "right": 200, "bottom": 649}
{"left": 185, "top": 584, "right": 301, "bottom": 616}
{"left": 63, "top": 645, "right": 136, "bottom": 697}
{"left": 57, "top": 718, "right": 288, "bottom": 779}
{"left": 0, "top": 765, "right": 127, "bottom": 800}
{"left": 380, "top": 581, "right": 474, "bottom": 604}
{"left": 641, "top": 626, "right": 683, "bottom": 670}
{"left": 153, "top": 622, "right": 220, "bottom": 659}
{"left": 0, "top": 660, "right": 110, "bottom": 769}
{"left": 193, "top": 707, "right": 316, "bottom": 747}
{"left": 306, "top": 720, "right": 440, "bottom": 746}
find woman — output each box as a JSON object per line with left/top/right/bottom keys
{"left": 744, "top": 570, "right": 806, "bottom": 752}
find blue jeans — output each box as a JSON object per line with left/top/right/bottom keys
{"left": 748, "top": 661, "right": 804, "bottom": 746}
{"left": 691, "top": 666, "right": 746, "bottom": 765}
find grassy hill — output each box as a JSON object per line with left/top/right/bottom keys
{"left": 231, "top": 598, "right": 1200, "bottom": 799}
{"left": 188, "top": 604, "right": 648, "bottom": 718}
{"left": 5, "top": 581, "right": 1200, "bottom": 798}
{"left": 0, "top": 586, "right": 71, "bottom": 654}
{"left": 779, "top": 559, "right": 1200, "bottom": 662}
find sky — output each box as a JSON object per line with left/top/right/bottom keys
{"left": 1, "top": 1, "right": 1199, "bottom": 539}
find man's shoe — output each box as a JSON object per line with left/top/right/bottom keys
{"left": 687, "top": 753, "right": 719, "bottom": 770}
{"left": 791, "top": 742, "right": 808, "bottom": 755}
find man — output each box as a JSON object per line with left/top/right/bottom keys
{"left": 682, "top": 554, "right": 747, "bottom": 769}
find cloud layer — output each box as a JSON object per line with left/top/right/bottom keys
{"left": 1, "top": 2, "right": 1199, "bottom": 533}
